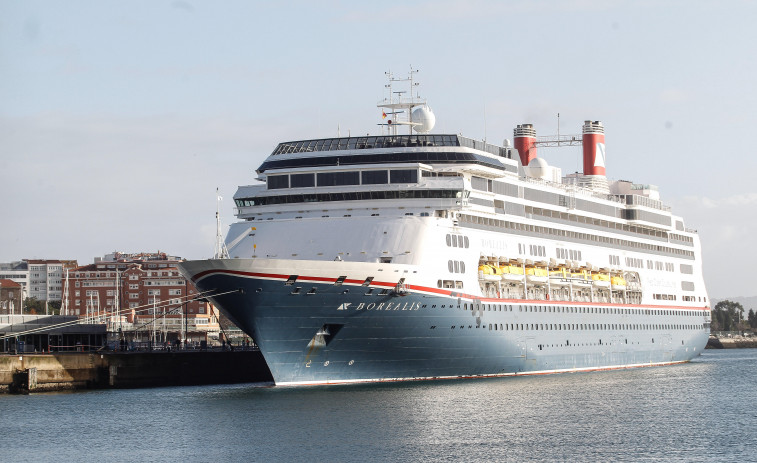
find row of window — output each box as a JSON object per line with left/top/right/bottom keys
{"left": 258, "top": 150, "right": 508, "bottom": 173}
{"left": 445, "top": 234, "right": 470, "bottom": 248}
{"left": 450, "top": 322, "right": 704, "bottom": 332}
{"left": 78, "top": 288, "right": 183, "bottom": 296}
{"left": 459, "top": 214, "right": 695, "bottom": 259}
{"left": 74, "top": 271, "right": 179, "bottom": 278}
{"left": 267, "top": 169, "right": 419, "bottom": 190}
{"left": 271, "top": 134, "right": 462, "bottom": 155}
{"left": 447, "top": 260, "right": 466, "bottom": 274}
{"left": 653, "top": 294, "right": 677, "bottom": 301}
{"left": 557, "top": 248, "right": 582, "bottom": 261}
{"left": 529, "top": 244, "right": 546, "bottom": 257}
{"left": 669, "top": 233, "right": 694, "bottom": 244}
{"left": 609, "top": 255, "right": 620, "bottom": 266}
{"left": 650, "top": 261, "right": 675, "bottom": 272}
{"left": 75, "top": 299, "right": 201, "bottom": 309}
{"left": 457, "top": 303, "right": 704, "bottom": 317}
{"left": 525, "top": 206, "right": 686, "bottom": 244}
{"left": 235, "top": 189, "right": 461, "bottom": 207}
{"left": 438, "top": 280, "right": 465, "bottom": 289}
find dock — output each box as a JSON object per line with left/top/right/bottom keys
{"left": 0, "top": 350, "right": 273, "bottom": 393}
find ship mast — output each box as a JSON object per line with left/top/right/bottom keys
{"left": 378, "top": 66, "right": 425, "bottom": 136}
{"left": 214, "top": 188, "right": 230, "bottom": 259}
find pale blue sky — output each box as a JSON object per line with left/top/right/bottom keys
{"left": 1, "top": 0, "right": 755, "bottom": 298}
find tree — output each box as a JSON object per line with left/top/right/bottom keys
{"left": 749, "top": 308, "right": 757, "bottom": 330}
{"left": 712, "top": 300, "right": 744, "bottom": 332}
{"left": 48, "top": 301, "right": 62, "bottom": 315}
{"left": 23, "top": 297, "right": 44, "bottom": 315}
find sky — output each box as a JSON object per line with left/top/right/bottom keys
{"left": 1, "top": 0, "right": 756, "bottom": 299}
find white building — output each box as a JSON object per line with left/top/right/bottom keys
{"left": 0, "top": 261, "right": 29, "bottom": 301}
{"left": 26, "top": 260, "right": 77, "bottom": 303}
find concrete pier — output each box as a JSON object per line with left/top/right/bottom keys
{"left": 1, "top": 350, "right": 272, "bottom": 393}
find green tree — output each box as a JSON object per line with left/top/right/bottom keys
{"left": 23, "top": 297, "right": 44, "bottom": 314}
{"left": 748, "top": 308, "right": 756, "bottom": 330}
{"left": 48, "top": 301, "right": 62, "bottom": 315}
{"left": 712, "top": 300, "right": 744, "bottom": 332}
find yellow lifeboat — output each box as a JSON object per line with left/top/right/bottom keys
{"left": 592, "top": 272, "right": 611, "bottom": 288}
{"left": 611, "top": 275, "right": 627, "bottom": 291}
{"left": 549, "top": 268, "right": 570, "bottom": 287}
{"left": 570, "top": 269, "right": 592, "bottom": 287}
{"left": 526, "top": 267, "right": 549, "bottom": 285}
{"left": 500, "top": 264, "right": 525, "bottom": 283}
{"left": 478, "top": 264, "right": 502, "bottom": 281}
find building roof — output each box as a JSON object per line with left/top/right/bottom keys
{"left": 0, "top": 261, "right": 28, "bottom": 271}
{"left": 0, "top": 279, "right": 22, "bottom": 289}
{"left": 25, "top": 259, "right": 78, "bottom": 268}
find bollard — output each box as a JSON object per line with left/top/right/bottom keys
{"left": 109, "top": 365, "right": 118, "bottom": 387}
{"left": 27, "top": 367, "right": 37, "bottom": 391}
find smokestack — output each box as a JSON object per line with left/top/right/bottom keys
{"left": 582, "top": 120, "right": 605, "bottom": 176}
{"left": 513, "top": 124, "right": 537, "bottom": 167}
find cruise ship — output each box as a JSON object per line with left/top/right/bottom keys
{"left": 179, "top": 73, "right": 711, "bottom": 386}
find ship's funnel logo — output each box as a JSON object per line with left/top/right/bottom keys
{"left": 595, "top": 143, "right": 606, "bottom": 168}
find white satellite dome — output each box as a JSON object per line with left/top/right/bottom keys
{"left": 526, "top": 157, "right": 549, "bottom": 178}
{"left": 411, "top": 105, "right": 436, "bottom": 133}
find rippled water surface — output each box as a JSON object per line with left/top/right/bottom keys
{"left": 3, "top": 349, "right": 756, "bottom": 462}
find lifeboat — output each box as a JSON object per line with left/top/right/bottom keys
{"left": 500, "top": 264, "right": 525, "bottom": 283}
{"left": 611, "top": 275, "right": 627, "bottom": 291}
{"left": 478, "top": 264, "right": 502, "bottom": 282}
{"left": 570, "top": 270, "right": 592, "bottom": 287}
{"left": 549, "top": 268, "right": 570, "bottom": 287}
{"left": 526, "top": 267, "right": 549, "bottom": 285}
{"left": 592, "top": 273, "right": 611, "bottom": 288}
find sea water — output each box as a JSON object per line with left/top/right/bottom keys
{"left": 2, "top": 349, "right": 755, "bottom": 462}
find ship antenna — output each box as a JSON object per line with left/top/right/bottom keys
{"left": 214, "top": 188, "right": 229, "bottom": 259}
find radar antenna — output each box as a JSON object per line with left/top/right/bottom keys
{"left": 378, "top": 66, "right": 433, "bottom": 135}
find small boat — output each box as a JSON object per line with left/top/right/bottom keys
{"left": 549, "top": 268, "right": 570, "bottom": 287}
{"left": 592, "top": 273, "right": 611, "bottom": 288}
{"left": 526, "top": 267, "right": 549, "bottom": 285}
{"left": 478, "top": 264, "right": 502, "bottom": 281}
{"left": 611, "top": 275, "right": 627, "bottom": 290}
{"left": 500, "top": 264, "right": 525, "bottom": 282}
{"left": 570, "top": 270, "right": 592, "bottom": 287}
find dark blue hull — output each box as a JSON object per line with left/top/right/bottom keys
{"left": 191, "top": 267, "right": 709, "bottom": 386}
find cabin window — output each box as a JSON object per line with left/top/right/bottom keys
{"left": 267, "top": 175, "right": 289, "bottom": 189}
{"left": 389, "top": 169, "right": 418, "bottom": 184}
{"left": 290, "top": 173, "right": 315, "bottom": 188}
{"left": 317, "top": 171, "right": 360, "bottom": 186}
{"left": 361, "top": 170, "right": 388, "bottom": 184}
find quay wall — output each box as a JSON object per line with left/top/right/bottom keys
{"left": 706, "top": 336, "right": 757, "bottom": 349}
{"left": 0, "top": 350, "right": 272, "bottom": 393}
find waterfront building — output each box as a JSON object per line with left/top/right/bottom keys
{"left": 0, "top": 261, "right": 29, "bottom": 301}
{"left": 0, "top": 279, "right": 23, "bottom": 315}
{"left": 27, "top": 259, "right": 78, "bottom": 303}
{"left": 66, "top": 252, "right": 220, "bottom": 342}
